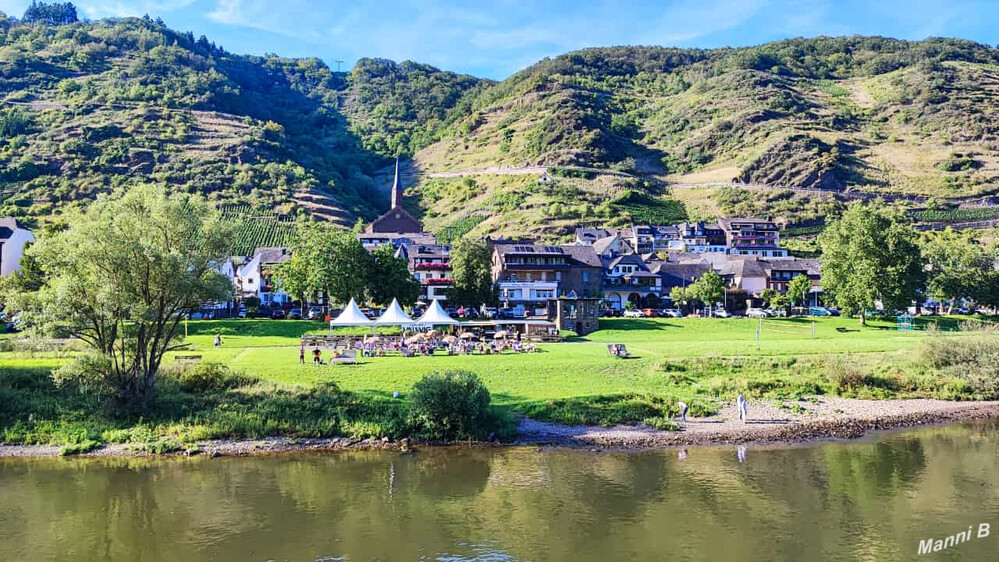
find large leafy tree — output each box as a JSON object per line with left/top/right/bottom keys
{"left": 276, "top": 222, "right": 371, "bottom": 306}
{"left": 819, "top": 203, "right": 925, "bottom": 324}
{"left": 5, "top": 186, "right": 232, "bottom": 406}
{"left": 922, "top": 228, "right": 998, "bottom": 312}
{"left": 448, "top": 237, "right": 496, "bottom": 308}
{"left": 367, "top": 244, "right": 420, "bottom": 307}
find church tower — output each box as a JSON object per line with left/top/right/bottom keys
{"left": 390, "top": 157, "right": 402, "bottom": 209}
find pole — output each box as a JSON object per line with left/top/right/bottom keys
{"left": 757, "top": 315, "right": 762, "bottom": 350}
{"left": 184, "top": 313, "right": 188, "bottom": 338}
{"left": 812, "top": 321, "right": 816, "bottom": 339}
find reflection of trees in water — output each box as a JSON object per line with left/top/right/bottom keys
{"left": 4, "top": 424, "right": 999, "bottom": 561}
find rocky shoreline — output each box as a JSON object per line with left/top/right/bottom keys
{"left": 2, "top": 398, "right": 998, "bottom": 458}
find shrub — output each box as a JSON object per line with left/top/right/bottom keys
{"left": 52, "top": 354, "right": 118, "bottom": 401}
{"left": 825, "top": 357, "right": 867, "bottom": 393}
{"left": 169, "top": 362, "right": 254, "bottom": 393}
{"left": 407, "top": 371, "right": 491, "bottom": 440}
{"left": 922, "top": 334, "right": 999, "bottom": 398}
{"left": 642, "top": 417, "right": 679, "bottom": 431}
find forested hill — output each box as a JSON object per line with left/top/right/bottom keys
{"left": 408, "top": 38, "right": 999, "bottom": 240}
{"left": 0, "top": 12, "right": 483, "bottom": 226}
{"left": 4, "top": 9, "right": 999, "bottom": 241}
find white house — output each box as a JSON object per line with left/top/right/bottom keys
{"left": 0, "top": 218, "right": 35, "bottom": 277}
{"left": 234, "top": 248, "right": 291, "bottom": 305}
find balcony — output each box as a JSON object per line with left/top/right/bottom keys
{"left": 425, "top": 278, "right": 454, "bottom": 285}
{"left": 413, "top": 262, "right": 451, "bottom": 271}
{"left": 499, "top": 280, "right": 558, "bottom": 302}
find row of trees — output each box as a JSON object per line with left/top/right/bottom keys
{"left": 819, "top": 203, "right": 999, "bottom": 324}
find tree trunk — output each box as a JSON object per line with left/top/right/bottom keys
{"left": 859, "top": 309, "right": 866, "bottom": 326}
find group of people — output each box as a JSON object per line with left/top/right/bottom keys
{"left": 298, "top": 334, "right": 539, "bottom": 365}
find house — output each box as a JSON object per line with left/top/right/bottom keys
{"left": 602, "top": 253, "right": 663, "bottom": 310}
{"left": 236, "top": 247, "right": 292, "bottom": 305}
{"left": 717, "top": 218, "right": 788, "bottom": 257}
{"left": 591, "top": 234, "right": 633, "bottom": 258}
{"left": 654, "top": 262, "right": 713, "bottom": 294}
{"left": 0, "top": 218, "right": 35, "bottom": 277}
{"left": 574, "top": 227, "right": 614, "bottom": 245}
{"left": 665, "top": 222, "right": 728, "bottom": 253}
{"left": 403, "top": 244, "right": 452, "bottom": 302}
{"left": 491, "top": 242, "right": 602, "bottom": 314}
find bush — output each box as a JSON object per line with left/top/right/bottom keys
{"left": 408, "top": 371, "right": 491, "bottom": 440}
{"left": 642, "top": 417, "right": 679, "bottom": 431}
{"left": 825, "top": 357, "right": 867, "bottom": 393}
{"left": 922, "top": 334, "right": 999, "bottom": 398}
{"left": 169, "top": 362, "right": 254, "bottom": 393}
{"left": 52, "top": 354, "right": 118, "bottom": 401}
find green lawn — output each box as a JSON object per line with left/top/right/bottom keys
{"left": 1, "top": 315, "right": 992, "bottom": 448}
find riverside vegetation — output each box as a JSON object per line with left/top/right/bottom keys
{"left": 1, "top": 316, "right": 997, "bottom": 454}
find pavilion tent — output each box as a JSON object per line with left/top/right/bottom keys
{"left": 415, "top": 299, "right": 459, "bottom": 326}
{"left": 329, "top": 298, "right": 373, "bottom": 327}
{"left": 375, "top": 298, "right": 414, "bottom": 326}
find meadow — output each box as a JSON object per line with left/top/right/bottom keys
{"left": 1, "top": 316, "right": 994, "bottom": 451}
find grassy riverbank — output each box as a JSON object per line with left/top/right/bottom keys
{"left": 1, "top": 316, "right": 996, "bottom": 452}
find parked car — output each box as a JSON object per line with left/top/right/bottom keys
{"left": 660, "top": 308, "right": 682, "bottom": 318}
{"left": 808, "top": 306, "right": 832, "bottom": 316}
{"left": 237, "top": 309, "right": 247, "bottom": 319}
{"left": 306, "top": 307, "right": 323, "bottom": 320}
{"left": 287, "top": 308, "right": 303, "bottom": 319}
{"left": 641, "top": 308, "right": 659, "bottom": 318}
{"left": 764, "top": 308, "right": 787, "bottom": 317}
{"left": 623, "top": 309, "right": 644, "bottom": 318}
{"left": 270, "top": 309, "right": 287, "bottom": 319}
{"left": 483, "top": 307, "right": 498, "bottom": 319}
{"left": 825, "top": 307, "right": 840, "bottom": 316}
{"left": 713, "top": 309, "right": 733, "bottom": 318}
{"left": 746, "top": 308, "right": 768, "bottom": 318}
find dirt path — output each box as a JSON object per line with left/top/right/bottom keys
{"left": 516, "top": 397, "right": 999, "bottom": 448}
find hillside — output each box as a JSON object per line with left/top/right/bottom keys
{"left": 0, "top": 13, "right": 481, "bottom": 227}
{"left": 3, "top": 12, "right": 999, "bottom": 241}
{"left": 409, "top": 38, "right": 999, "bottom": 239}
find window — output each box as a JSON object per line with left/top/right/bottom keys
{"left": 582, "top": 271, "right": 588, "bottom": 282}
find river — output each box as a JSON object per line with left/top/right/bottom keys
{"left": 2, "top": 423, "right": 998, "bottom": 561}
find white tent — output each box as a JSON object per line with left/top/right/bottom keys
{"left": 415, "top": 299, "right": 459, "bottom": 326}
{"left": 375, "top": 298, "right": 414, "bottom": 326}
{"left": 329, "top": 298, "right": 373, "bottom": 327}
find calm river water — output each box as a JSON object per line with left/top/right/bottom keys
{"left": 2, "top": 423, "right": 998, "bottom": 561}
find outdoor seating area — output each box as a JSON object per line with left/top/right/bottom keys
{"left": 305, "top": 298, "right": 547, "bottom": 364}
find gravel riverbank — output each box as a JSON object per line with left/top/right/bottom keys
{"left": 3, "top": 398, "right": 998, "bottom": 458}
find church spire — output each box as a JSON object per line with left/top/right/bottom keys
{"left": 390, "top": 157, "right": 402, "bottom": 209}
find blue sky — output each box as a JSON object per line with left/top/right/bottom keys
{"left": 1, "top": 0, "right": 997, "bottom": 79}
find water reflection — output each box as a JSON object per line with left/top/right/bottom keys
{"left": 1, "top": 422, "right": 997, "bottom": 561}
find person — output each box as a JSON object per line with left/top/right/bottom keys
{"left": 678, "top": 448, "right": 688, "bottom": 460}
{"left": 214, "top": 334, "right": 222, "bottom": 348}
{"left": 677, "top": 400, "right": 689, "bottom": 424}
{"left": 737, "top": 445, "right": 747, "bottom": 463}
{"left": 737, "top": 392, "right": 748, "bottom": 423}
{"left": 313, "top": 347, "right": 321, "bottom": 366}
{"left": 299, "top": 345, "right": 305, "bottom": 365}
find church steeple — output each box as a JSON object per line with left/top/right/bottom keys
{"left": 390, "top": 157, "right": 402, "bottom": 209}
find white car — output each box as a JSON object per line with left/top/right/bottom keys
{"left": 623, "top": 309, "right": 645, "bottom": 318}
{"left": 714, "top": 309, "right": 732, "bottom": 318}
{"left": 746, "top": 308, "right": 768, "bottom": 318}
{"left": 661, "top": 309, "right": 682, "bottom": 318}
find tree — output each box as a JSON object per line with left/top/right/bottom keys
{"left": 6, "top": 186, "right": 232, "bottom": 407}
{"left": 449, "top": 236, "right": 496, "bottom": 308}
{"left": 367, "top": 243, "right": 420, "bottom": 307}
{"left": 690, "top": 270, "right": 725, "bottom": 313}
{"left": 23, "top": 1, "right": 78, "bottom": 25}
{"left": 786, "top": 274, "right": 813, "bottom": 309}
{"left": 277, "top": 222, "right": 371, "bottom": 307}
{"left": 760, "top": 288, "right": 787, "bottom": 309}
{"left": 668, "top": 285, "right": 689, "bottom": 313}
{"left": 922, "top": 228, "right": 997, "bottom": 312}
{"left": 819, "top": 203, "right": 925, "bottom": 324}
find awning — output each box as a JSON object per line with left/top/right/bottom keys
{"left": 415, "top": 299, "right": 459, "bottom": 326}
{"left": 375, "top": 298, "right": 414, "bottom": 325}
{"left": 329, "top": 298, "right": 373, "bottom": 326}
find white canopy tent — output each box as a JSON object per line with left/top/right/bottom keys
{"left": 415, "top": 299, "right": 459, "bottom": 327}
{"left": 375, "top": 298, "right": 414, "bottom": 326}
{"left": 329, "top": 298, "right": 373, "bottom": 328}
